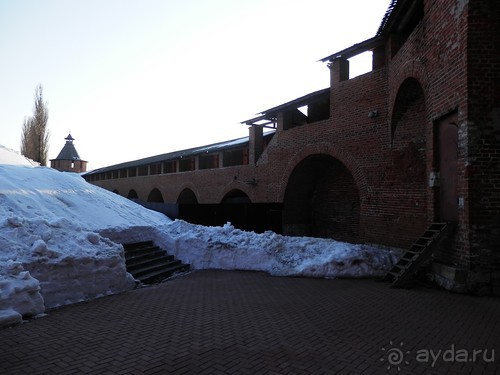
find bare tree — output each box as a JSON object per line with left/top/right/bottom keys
{"left": 20, "top": 117, "right": 35, "bottom": 161}
{"left": 20, "top": 85, "right": 50, "bottom": 165}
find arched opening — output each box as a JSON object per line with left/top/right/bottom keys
{"left": 176, "top": 188, "right": 281, "bottom": 233}
{"left": 143, "top": 188, "right": 174, "bottom": 218}
{"left": 222, "top": 189, "right": 251, "bottom": 204}
{"left": 147, "top": 188, "right": 164, "bottom": 203}
{"left": 127, "top": 189, "right": 138, "bottom": 200}
{"left": 391, "top": 78, "right": 426, "bottom": 148}
{"left": 388, "top": 78, "right": 426, "bottom": 188}
{"left": 283, "top": 154, "right": 360, "bottom": 242}
{"left": 382, "top": 77, "right": 427, "bottom": 246}
{"left": 177, "top": 188, "right": 198, "bottom": 204}
{"left": 177, "top": 188, "right": 201, "bottom": 224}
{"left": 219, "top": 190, "right": 253, "bottom": 231}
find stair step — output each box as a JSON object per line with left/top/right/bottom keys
{"left": 414, "top": 238, "right": 431, "bottom": 245}
{"left": 126, "top": 250, "right": 170, "bottom": 265}
{"left": 396, "top": 262, "right": 411, "bottom": 269}
{"left": 423, "top": 230, "right": 440, "bottom": 236}
{"left": 137, "top": 264, "right": 191, "bottom": 284}
{"left": 393, "top": 265, "right": 408, "bottom": 271}
{"left": 127, "top": 255, "right": 175, "bottom": 273}
{"left": 420, "top": 236, "right": 435, "bottom": 240}
{"left": 121, "top": 240, "right": 190, "bottom": 284}
{"left": 132, "top": 259, "right": 182, "bottom": 278}
{"left": 429, "top": 223, "right": 447, "bottom": 229}
{"left": 123, "top": 241, "right": 154, "bottom": 251}
{"left": 125, "top": 245, "right": 161, "bottom": 258}
{"left": 410, "top": 244, "right": 426, "bottom": 250}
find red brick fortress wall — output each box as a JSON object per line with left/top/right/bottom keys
{"left": 85, "top": 0, "right": 499, "bottom": 292}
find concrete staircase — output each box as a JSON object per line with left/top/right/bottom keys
{"left": 123, "top": 241, "right": 190, "bottom": 284}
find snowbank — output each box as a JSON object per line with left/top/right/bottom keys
{"left": 150, "top": 220, "right": 398, "bottom": 278}
{"left": 0, "top": 260, "right": 44, "bottom": 325}
{"left": 0, "top": 145, "right": 399, "bottom": 328}
{"left": 0, "top": 145, "right": 39, "bottom": 167}
{"left": 0, "top": 161, "right": 168, "bottom": 326}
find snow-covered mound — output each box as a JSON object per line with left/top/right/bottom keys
{"left": 0, "top": 145, "right": 400, "bottom": 328}
{"left": 0, "top": 145, "right": 39, "bottom": 167}
{"left": 0, "top": 159, "right": 170, "bottom": 327}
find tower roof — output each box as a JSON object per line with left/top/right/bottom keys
{"left": 53, "top": 133, "right": 85, "bottom": 161}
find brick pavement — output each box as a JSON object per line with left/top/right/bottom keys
{"left": 1, "top": 270, "right": 499, "bottom": 374}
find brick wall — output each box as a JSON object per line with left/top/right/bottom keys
{"left": 465, "top": 0, "right": 500, "bottom": 271}
{"left": 51, "top": 159, "right": 87, "bottom": 173}
{"left": 87, "top": 0, "right": 498, "bottom": 276}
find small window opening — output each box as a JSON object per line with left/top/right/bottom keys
{"left": 348, "top": 51, "right": 373, "bottom": 79}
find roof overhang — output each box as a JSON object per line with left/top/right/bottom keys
{"left": 319, "top": 1, "right": 418, "bottom": 63}
{"left": 319, "top": 36, "right": 385, "bottom": 63}
{"left": 377, "top": 0, "right": 421, "bottom": 37}
{"left": 242, "top": 88, "right": 330, "bottom": 127}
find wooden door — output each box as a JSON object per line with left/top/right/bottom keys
{"left": 438, "top": 114, "right": 458, "bottom": 222}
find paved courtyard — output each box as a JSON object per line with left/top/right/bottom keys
{"left": 1, "top": 270, "right": 499, "bottom": 374}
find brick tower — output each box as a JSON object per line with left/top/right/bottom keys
{"left": 50, "top": 133, "right": 88, "bottom": 173}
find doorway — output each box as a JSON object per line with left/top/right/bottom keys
{"left": 438, "top": 113, "right": 458, "bottom": 222}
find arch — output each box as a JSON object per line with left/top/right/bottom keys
{"left": 283, "top": 154, "right": 360, "bottom": 242}
{"left": 219, "top": 189, "right": 252, "bottom": 231}
{"left": 177, "top": 188, "right": 198, "bottom": 204}
{"left": 391, "top": 77, "right": 426, "bottom": 146}
{"left": 387, "top": 58, "right": 430, "bottom": 140}
{"left": 277, "top": 142, "right": 368, "bottom": 204}
{"left": 386, "top": 77, "right": 427, "bottom": 188}
{"left": 112, "top": 189, "right": 119, "bottom": 195}
{"left": 379, "top": 76, "right": 428, "bottom": 240}
{"left": 147, "top": 188, "right": 164, "bottom": 203}
{"left": 176, "top": 187, "right": 200, "bottom": 226}
{"left": 217, "top": 179, "right": 254, "bottom": 204}
{"left": 221, "top": 189, "right": 251, "bottom": 204}
{"left": 127, "top": 189, "right": 138, "bottom": 200}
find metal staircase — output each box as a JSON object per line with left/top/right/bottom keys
{"left": 385, "top": 222, "right": 451, "bottom": 288}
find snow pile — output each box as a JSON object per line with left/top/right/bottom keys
{"left": 0, "top": 145, "right": 39, "bottom": 167}
{"left": 0, "top": 260, "right": 44, "bottom": 326}
{"left": 0, "top": 145, "right": 400, "bottom": 328}
{"left": 0, "top": 217, "right": 134, "bottom": 309}
{"left": 0, "top": 162, "right": 168, "bottom": 326}
{"left": 154, "top": 220, "right": 398, "bottom": 278}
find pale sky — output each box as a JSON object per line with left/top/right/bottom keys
{"left": 0, "top": 0, "right": 390, "bottom": 170}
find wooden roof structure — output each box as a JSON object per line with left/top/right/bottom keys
{"left": 241, "top": 88, "right": 330, "bottom": 128}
